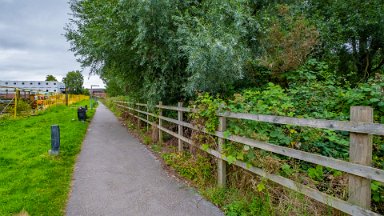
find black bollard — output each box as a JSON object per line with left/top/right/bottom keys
{"left": 49, "top": 125, "right": 60, "bottom": 155}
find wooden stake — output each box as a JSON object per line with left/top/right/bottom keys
{"left": 178, "top": 102, "right": 183, "bottom": 152}
{"left": 146, "top": 106, "right": 149, "bottom": 132}
{"left": 218, "top": 116, "right": 227, "bottom": 187}
{"left": 349, "top": 106, "right": 373, "bottom": 209}
{"left": 158, "top": 101, "right": 163, "bottom": 145}
{"left": 137, "top": 104, "right": 141, "bottom": 129}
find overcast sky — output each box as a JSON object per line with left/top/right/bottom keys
{"left": 0, "top": 0, "right": 105, "bottom": 88}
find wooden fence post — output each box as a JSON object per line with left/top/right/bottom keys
{"left": 14, "top": 88, "right": 19, "bottom": 118}
{"left": 158, "top": 101, "right": 163, "bottom": 145}
{"left": 178, "top": 102, "right": 183, "bottom": 152}
{"left": 218, "top": 116, "right": 227, "bottom": 187}
{"left": 65, "top": 91, "right": 68, "bottom": 106}
{"left": 137, "top": 104, "right": 141, "bottom": 129}
{"left": 349, "top": 106, "right": 373, "bottom": 209}
{"left": 146, "top": 106, "right": 149, "bottom": 132}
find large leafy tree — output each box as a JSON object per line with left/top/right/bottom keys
{"left": 62, "top": 71, "right": 84, "bottom": 94}
{"left": 66, "top": 0, "right": 182, "bottom": 103}
{"left": 65, "top": 0, "right": 258, "bottom": 103}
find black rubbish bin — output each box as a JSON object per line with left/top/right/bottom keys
{"left": 77, "top": 107, "right": 87, "bottom": 121}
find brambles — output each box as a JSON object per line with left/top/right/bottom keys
{"left": 188, "top": 74, "right": 384, "bottom": 213}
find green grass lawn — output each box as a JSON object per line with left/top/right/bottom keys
{"left": 0, "top": 101, "right": 96, "bottom": 216}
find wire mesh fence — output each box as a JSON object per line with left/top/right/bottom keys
{"left": 0, "top": 89, "right": 89, "bottom": 118}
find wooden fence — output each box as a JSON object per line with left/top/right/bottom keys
{"left": 114, "top": 100, "right": 384, "bottom": 216}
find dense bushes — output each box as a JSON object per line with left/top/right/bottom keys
{"left": 189, "top": 72, "right": 384, "bottom": 210}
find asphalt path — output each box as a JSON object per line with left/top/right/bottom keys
{"left": 66, "top": 103, "right": 223, "bottom": 216}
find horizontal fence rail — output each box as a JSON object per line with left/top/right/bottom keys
{"left": 114, "top": 100, "right": 384, "bottom": 216}
{"left": 218, "top": 112, "right": 384, "bottom": 136}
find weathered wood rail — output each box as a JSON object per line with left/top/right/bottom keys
{"left": 114, "top": 100, "right": 384, "bottom": 216}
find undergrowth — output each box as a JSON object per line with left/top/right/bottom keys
{"left": 188, "top": 74, "right": 384, "bottom": 213}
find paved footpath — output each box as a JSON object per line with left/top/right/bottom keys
{"left": 66, "top": 103, "right": 223, "bottom": 216}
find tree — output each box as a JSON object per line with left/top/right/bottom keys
{"left": 62, "top": 71, "right": 84, "bottom": 94}
{"left": 45, "top": 75, "right": 58, "bottom": 81}
{"left": 176, "top": 1, "right": 255, "bottom": 95}
{"left": 307, "top": 0, "right": 384, "bottom": 83}
{"left": 65, "top": 0, "right": 257, "bottom": 103}
{"left": 258, "top": 4, "right": 319, "bottom": 85}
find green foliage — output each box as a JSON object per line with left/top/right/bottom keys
{"left": 66, "top": 0, "right": 383, "bottom": 104}
{"left": 161, "top": 152, "right": 214, "bottom": 186}
{"left": 203, "top": 187, "right": 230, "bottom": 207}
{"left": 189, "top": 93, "right": 225, "bottom": 133}
{"left": 308, "top": 0, "right": 384, "bottom": 82}
{"left": 307, "top": 165, "right": 324, "bottom": 181}
{"left": 281, "top": 163, "right": 294, "bottom": 176}
{"left": 202, "top": 187, "right": 273, "bottom": 216}
{"left": 190, "top": 73, "right": 384, "bottom": 198}
{"left": 15, "top": 100, "right": 32, "bottom": 115}
{"left": 45, "top": 75, "right": 58, "bottom": 81}
{"left": 372, "top": 181, "right": 384, "bottom": 203}
{"left": 224, "top": 196, "right": 272, "bottom": 216}
{"left": 82, "top": 88, "right": 90, "bottom": 96}
{"left": 151, "top": 144, "right": 161, "bottom": 153}
{"left": 62, "top": 71, "right": 84, "bottom": 94}
{"left": 258, "top": 4, "right": 319, "bottom": 79}
{"left": 176, "top": 0, "right": 254, "bottom": 95}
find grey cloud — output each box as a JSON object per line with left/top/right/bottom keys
{"left": 0, "top": 0, "right": 104, "bottom": 88}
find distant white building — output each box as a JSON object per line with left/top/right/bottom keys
{"left": 0, "top": 80, "right": 66, "bottom": 94}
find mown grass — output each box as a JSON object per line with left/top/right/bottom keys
{"left": 0, "top": 101, "right": 96, "bottom": 216}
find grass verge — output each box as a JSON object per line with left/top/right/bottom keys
{"left": 0, "top": 101, "right": 96, "bottom": 216}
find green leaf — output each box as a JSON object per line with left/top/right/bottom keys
{"left": 371, "top": 181, "right": 381, "bottom": 191}
{"left": 247, "top": 151, "right": 256, "bottom": 161}
{"left": 373, "top": 194, "right": 381, "bottom": 202}
{"left": 333, "top": 170, "right": 342, "bottom": 177}
{"left": 369, "top": 98, "right": 380, "bottom": 103}
{"left": 236, "top": 152, "right": 244, "bottom": 160}
{"left": 226, "top": 155, "right": 236, "bottom": 165}
{"left": 281, "top": 163, "right": 293, "bottom": 176}
{"left": 270, "top": 130, "right": 280, "bottom": 138}
{"left": 223, "top": 130, "right": 231, "bottom": 138}
{"left": 243, "top": 145, "right": 250, "bottom": 151}
{"left": 202, "top": 144, "right": 209, "bottom": 151}
{"left": 308, "top": 165, "right": 324, "bottom": 181}
{"left": 257, "top": 182, "right": 266, "bottom": 192}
